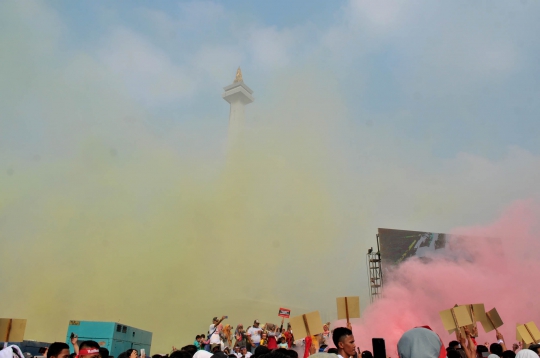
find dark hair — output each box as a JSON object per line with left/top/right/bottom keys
{"left": 200, "top": 334, "right": 206, "bottom": 338}
{"left": 125, "top": 350, "right": 137, "bottom": 358}
{"left": 332, "top": 327, "right": 353, "bottom": 348}
{"left": 361, "top": 351, "right": 373, "bottom": 358}
{"left": 117, "top": 353, "right": 127, "bottom": 358}
{"left": 80, "top": 341, "right": 101, "bottom": 350}
{"left": 99, "top": 348, "right": 110, "bottom": 358}
{"left": 169, "top": 351, "right": 191, "bottom": 358}
{"left": 284, "top": 351, "right": 298, "bottom": 358}
{"left": 276, "top": 349, "right": 287, "bottom": 355}
{"left": 70, "top": 354, "right": 77, "bottom": 358}
{"left": 152, "top": 355, "right": 162, "bottom": 358}
{"left": 477, "top": 346, "right": 489, "bottom": 355}
{"left": 490, "top": 344, "right": 503, "bottom": 357}
{"left": 48, "top": 343, "right": 69, "bottom": 358}
{"left": 327, "top": 349, "right": 338, "bottom": 355}
{"left": 253, "top": 346, "right": 270, "bottom": 357}
{"left": 449, "top": 341, "right": 460, "bottom": 349}
{"left": 447, "top": 349, "right": 461, "bottom": 358}
{"left": 502, "top": 351, "right": 516, "bottom": 358}
{"left": 181, "top": 346, "right": 197, "bottom": 357}
{"left": 257, "top": 351, "right": 288, "bottom": 358}
{"left": 39, "top": 348, "right": 49, "bottom": 354}
{"left": 528, "top": 345, "right": 540, "bottom": 354}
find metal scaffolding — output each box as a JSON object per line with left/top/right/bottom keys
{"left": 366, "top": 234, "right": 383, "bottom": 303}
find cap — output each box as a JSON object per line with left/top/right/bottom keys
{"left": 254, "top": 319, "right": 260, "bottom": 324}
{"left": 213, "top": 317, "right": 218, "bottom": 322}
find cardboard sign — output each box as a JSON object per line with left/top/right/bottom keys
{"left": 289, "top": 311, "right": 324, "bottom": 339}
{"left": 517, "top": 322, "right": 540, "bottom": 344}
{"left": 336, "top": 297, "right": 360, "bottom": 323}
{"left": 479, "top": 307, "right": 503, "bottom": 333}
{"left": 439, "top": 306, "right": 473, "bottom": 333}
{"left": 0, "top": 318, "right": 27, "bottom": 342}
{"left": 452, "top": 304, "right": 485, "bottom": 337}
{"left": 278, "top": 308, "right": 291, "bottom": 318}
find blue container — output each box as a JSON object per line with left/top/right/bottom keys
{"left": 65, "top": 321, "right": 152, "bottom": 358}
{"left": 1, "top": 341, "right": 50, "bottom": 356}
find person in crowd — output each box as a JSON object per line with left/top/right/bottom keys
{"left": 240, "top": 347, "right": 252, "bottom": 358}
{"left": 278, "top": 338, "right": 288, "bottom": 349}
{"left": 320, "top": 325, "right": 331, "bottom": 347}
{"left": 39, "top": 347, "right": 49, "bottom": 357}
{"left": 193, "top": 335, "right": 201, "bottom": 350}
{"left": 267, "top": 324, "right": 281, "bottom": 350}
{"left": 397, "top": 327, "right": 446, "bottom": 358}
{"left": 516, "top": 350, "right": 539, "bottom": 358}
{"left": 502, "top": 351, "right": 516, "bottom": 358}
{"left": 125, "top": 349, "right": 140, "bottom": 358}
{"left": 360, "top": 351, "right": 372, "bottom": 358}
{"left": 181, "top": 345, "right": 198, "bottom": 356}
{"left": 70, "top": 334, "right": 80, "bottom": 356}
{"left": 491, "top": 344, "right": 504, "bottom": 358}
{"left": 283, "top": 325, "right": 294, "bottom": 349}
{"left": 247, "top": 321, "right": 263, "bottom": 353}
{"left": 99, "top": 348, "right": 110, "bottom": 358}
{"left": 232, "top": 346, "right": 241, "bottom": 358}
{"left": 284, "top": 350, "right": 298, "bottom": 358}
{"left": 211, "top": 346, "right": 222, "bottom": 354}
{"left": 201, "top": 334, "right": 210, "bottom": 352}
{"left": 253, "top": 346, "right": 269, "bottom": 358}
{"left": 169, "top": 351, "right": 192, "bottom": 358}
{"left": 332, "top": 327, "right": 356, "bottom": 358}
{"left": 222, "top": 325, "right": 233, "bottom": 351}
{"left": 77, "top": 341, "right": 101, "bottom": 358}
{"left": 489, "top": 332, "right": 508, "bottom": 353}
{"left": 527, "top": 345, "right": 540, "bottom": 355}
{"left": 47, "top": 343, "right": 70, "bottom": 358}
{"left": 260, "top": 332, "right": 268, "bottom": 347}
{"left": 477, "top": 345, "right": 489, "bottom": 358}
{"left": 235, "top": 325, "right": 249, "bottom": 349}
{"left": 210, "top": 317, "right": 227, "bottom": 351}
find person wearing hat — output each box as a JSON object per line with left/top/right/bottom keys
{"left": 209, "top": 316, "right": 227, "bottom": 351}
{"left": 247, "top": 320, "right": 262, "bottom": 353}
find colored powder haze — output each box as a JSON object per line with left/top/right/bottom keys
{"left": 335, "top": 200, "right": 540, "bottom": 354}
{"left": 2, "top": 0, "right": 540, "bottom": 354}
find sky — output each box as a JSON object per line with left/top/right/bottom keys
{"left": 1, "top": 0, "right": 540, "bottom": 353}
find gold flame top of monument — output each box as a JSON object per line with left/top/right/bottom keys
{"left": 234, "top": 67, "right": 243, "bottom": 83}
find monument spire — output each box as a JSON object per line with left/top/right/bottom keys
{"left": 223, "top": 67, "right": 254, "bottom": 144}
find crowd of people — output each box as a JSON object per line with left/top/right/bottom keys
{"left": 3, "top": 319, "right": 540, "bottom": 358}
{"left": 191, "top": 316, "right": 305, "bottom": 354}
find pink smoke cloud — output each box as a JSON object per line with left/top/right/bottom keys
{"left": 333, "top": 199, "right": 540, "bottom": 356}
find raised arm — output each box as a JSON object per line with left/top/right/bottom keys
{"left": 70, "top": 334, "right": 79, "bottom": 355}
{"left": 496, "top": 331, "right": 507, "bottom": 352}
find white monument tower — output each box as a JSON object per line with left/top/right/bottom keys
{"left": 222, "top": 67, "right": 254, "bottom": 144}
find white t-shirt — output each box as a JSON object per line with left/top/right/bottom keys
{"left": 243, "top": 353, "right": 252, "bottom": 358}
{"left": 209, "top": 324, "right": 221, "bottom": 344}
{"left": 247, "top": 327, "right": 262, "bottom": 344}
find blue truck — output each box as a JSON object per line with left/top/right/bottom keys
{"left": 65, "top": 321, "right": 152, "bottom": 358}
